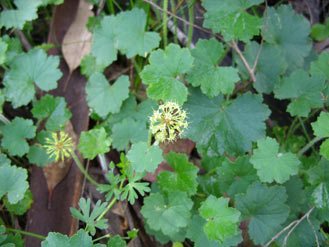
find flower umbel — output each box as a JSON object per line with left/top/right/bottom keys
{"left": 149, "top": 102, "right": 188, "bottom": 142}
{"left": 44, "top": 131, "right": 74, "bottom": 161}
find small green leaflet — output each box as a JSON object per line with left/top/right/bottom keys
{"left": 4, "top": 190, "right": 33, "bottom": 216}
{"left": 235, "top": 42, "right": 287, "bottom": 94}
{"left": 4, "top": 49, "right": 62, "bottom": 108}
{"left": 86, "top": 73, "right": 129, "bottom": 117}
{"left": 91, "top": 15, "right": 117, "bottom": 66}
{"left": 97, "top": 170, "right": 121, "bottom": 201}
{"left": 141, "top": 191, "right": 193, "bottom": 237}
{"left": 307, "top": 158, "right": 329, "bottom": 185}
{"left": 187, "top": 38, "right": 240, "bottom": 97}
{"left": 157, "top": 152, "right": 199, "bottom": 196}
{"left": 114, "top": 8, "right": 160, "bottom": 58}
{"left": 235, "top": 182, "right": 290, "bottom": 245}
{"left": 202, "top": 0, "right": 263, "bottom": 42}
{"left": 126, "top": 141, "right": 163, "bottom": 173}
{"left": 70, "top": 198, "right": 108, "bottom": 236}
{"left": 78, "top": 127, "right": 111, "bottom": 160}
{"left": 140, "top": 43, "right": 193, "bottom": 105}
{"left": 107, "top": 235, "right": 126, "bottom": 247}
{"left": 263, "top": 5, "right": 312, "bottom": 69}
{"left": 311, "top": 112, "right": 329, "bottom": 160}
{"left": 274, "top": 69, "right": 325, "bottom": 117}
{"left": 250, "top": 137, "right": 300, "bottom": 184}
{"left": 32, "top": 95, "right": 72, "bottom": 131}
{"left": 311, "top": 17, "right": 329, "bottom": 41}
{"left": 0, "top": 0, "right": 42, "bottom": 29}
{"left": 80, "top": 54, "right": 106, "bottom": 78}
{"left": 1, "top": 117, "right": 36, "bottom": 157}
{"left": 0, "top": 161, "right": 29, "bottom": 204}
{"left": 41, "top": 229, "right": 93, "bottom": 247}
{"left": 121, "top": 170, "right": 150, "bottom": 204}
{"left": 111, "top": 118, "right": 148, "bottom": 151}
{"left": 184, "top": 87, "right": 270, "bottom": 156}
{"left": 1, "top": 35, "right": 23, "bottom": 65}
{"left": 200, "top": 196, "right": 241, "bottom": 243}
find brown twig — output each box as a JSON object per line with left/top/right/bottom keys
{"left": 263, "top": 206, "right": 316, "bottom": 247}
{"left": 282, "top": 206, "right": 316, "bottom": 247}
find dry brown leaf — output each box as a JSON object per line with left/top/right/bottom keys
{"left": 43, "top": 121, "right": 78, "bottom": 209}
{"left": 62, "top": 0, "right": 93, "bottom": 88}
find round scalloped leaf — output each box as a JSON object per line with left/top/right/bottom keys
{"left": 140, "top": 43, "right": 193, "bottom": 105}
{"left": 86, "top": 73, "right": 129, "bottom": 117}
{"left": 250, "top": 137, "right": 300, "bottom": 184}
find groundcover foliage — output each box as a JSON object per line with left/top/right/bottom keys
{"left": 0, "top": 0, "right": 329, "bottom": 246}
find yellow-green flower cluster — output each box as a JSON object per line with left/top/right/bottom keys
{"left": 149, "top": 102, "right": 188, "bottom": 142}
{"left": 43, "top": 131, "right": 74, "bottom": 161}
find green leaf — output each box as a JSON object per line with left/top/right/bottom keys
{"left": 186, "top": 215, "right": 222, "bottom": 247}
{"left": 184, "top": 87, "right": 270, "bottom": 156}
{"left": 283, "top": 176, "right": 306, "bottom": 214}
{"left": 274, "top": 70, "right": 324, "bottom": 117}
{"left": 202, "top": 0, "right": 263, "bottom": 42}
{"left": 86, "top": 73, "right": 129, "bottom": 117}
{"left": 121, "top": 170, "right": 150, "bottom": 204}
{"left": 235, "top": 41, "right": 287, "bottom": 93}
{"left": 114, "top": 8, "right": 160, "bottom": 58}
{"left": 80, "top": 54, "right": 106, "bottom": 78}
{"left": 312, "top": 183, "right": 329, "bottom": 209}
{"left": 97, "top": 170, "right": 122, "bottom": 201}
{"left": 310, "top": 51, "right": 329, "bottom": 82}
{"left": 263, "top": 5, "right": 312, "bottom": 69}
{"left": 0, "top": 38, "right": 8, "bottom": 65}
{"left": 0, "top": 0, "right": 42, "bottom": 29}
{"left": 141, "top": 191, "right": 193, "bottom": 236}
{"left": 4, "top": 49, "right": 62, "bottom": 108}
{"left": 216, "top": 156, "right": 258, "bottom": 197}
{"left": 200, "top": 196, "right": 241, "bottom": 243}
{"left": 311, "top": 112, "right": 329, "bottom": 160}
{"left": 157, "top": 152, "right": 199, "bottom": 196}
{"left": 70, "top": 198, "right": 108, "bottom": 236}
{"left": 107, "top": 235, "right": 126, "bottom": 247}
{"left": 78, "top": 127, "right": 111, "bottom": 159}
{"left": 32, "top": 95, "right": 72, "bottom": 131}
{"left": 126, "top": 142, "right": 163, "bottom": 173}
{"left": 91, "top": 15, "right": 118, "bottom": 66}
{"left": 4, "top": 190, "right": 33, "bottom": 215}
{"left": 1, "top": 117, "right": 36, "bottom": 157}
{"left": 1, "top": 35, "right": 23, "bottom": 65}
{"left": 27, "top": 144, "right": 54, "bottom": 167}
{"left": 311, "top": 18, "right": 329, "bottom": 41}
{"left": 41, "top": 229, "right": 93, "bottom": 247}
{"left": 235, "top": 182, "right": 290, "bottom": 245}
{"left": 186, "top": 38, "right": 240, "bottom": 97}
{"left": 0, "top": 163, "right": 29, "bottom": 204}
{"left": 140, "top": 43, "right": 193, "bottom": 105}
{"left": 250, "top": 137, "right": 300, "bottom": 184}
{"left": 111, "top": 118, "right": 148, "bottom": 151}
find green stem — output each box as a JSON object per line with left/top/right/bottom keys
{"left": 170, "top": 0, "right": 178, "bottom": 43}
{"left": 106, "top": 0, "right": 115, "bottom": 15}
{"left": 129, "top": 0, "right": 134, "bottom": 8}
{"left": 187, "top": 0, "right": 194, "bottom": 48}
{"left": 96, "top": 197, "right": 117, "bottom": 222}
{"left": 287, "top": 117, "right": 298, "bottom": 138}
{"left": 93, "top": 234, "right": 111, "bottom": 243}
{"left": 5, "top": 227, "right": 46, "bottom": 240}
{"left": 147, "top": 129, "right": 152, "bottom": 148}
{"left": 297, "top": 136, "right": 323, "bottom": 157}
{"left": 1, "top": 64, "right": 9, "bottom": 71}
{"left": 70, "top": 151, "right": 99, "bottom": 186}
{"left": 298, "top": 117, "right": 316, "bottom": 154}
{"left": 162, "top": 0, "right": 168, "bottom": 47}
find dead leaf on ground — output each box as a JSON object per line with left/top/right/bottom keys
{"left": 43, "top": 121, "right": 78, "bottom": 209}
{"left": 62, "top": 0, "right": 93, "bottom": 90}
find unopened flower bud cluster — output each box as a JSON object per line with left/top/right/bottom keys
{"left": 149, "top": 102, "right": 188, "bottom": 142}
